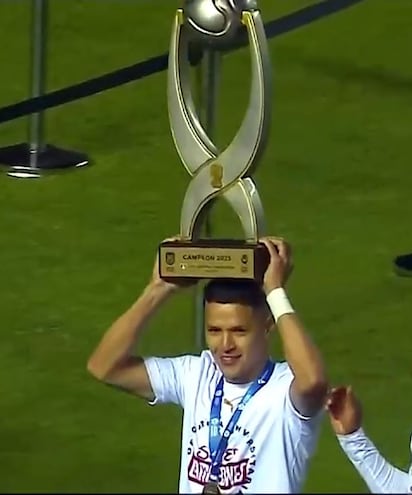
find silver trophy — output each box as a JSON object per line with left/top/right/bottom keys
{"left": 159, "top": 0, "right": 272, "bottom": 280}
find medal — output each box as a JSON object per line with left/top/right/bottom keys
{"left": 202, "top": 481, "right": 221, "bottom": 494}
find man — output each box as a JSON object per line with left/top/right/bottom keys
{"left": 87, "top": 236, "right": 328, "bottom": 493}
{"left": 326, "top": 385, "right": 412, "bottom": 493}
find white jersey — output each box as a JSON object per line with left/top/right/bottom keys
{"left": 337, "top": 428, "right": 412, "bottom": 493}
{"left": 144, "top": 350, "right": 322, "bottom": 494}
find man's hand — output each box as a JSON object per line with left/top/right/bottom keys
{"left": 259, "top": 237, "right": 293, "bottom": 295}
{"left": 151, "top": 236, "right": 197, "bottom": 294}
{"left": 326, "top": 386, "right": 363, "bottom": 435}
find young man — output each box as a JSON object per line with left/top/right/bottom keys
{"left": 87, "top": 236, "right": 328, "bottom": 493}
{"left": 326, "top": 385, "right": 412, "bottom": 493}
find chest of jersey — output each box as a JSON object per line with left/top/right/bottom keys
{"left": 182, "top": 380, "right": 286, "bottom": 492}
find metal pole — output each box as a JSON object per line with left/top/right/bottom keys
{"left": 28, "top": 0, "right": 48, "bottom": 169}
{"left": 4, "top": 0, "right": 88, "bottom": 179}
{"left": 194, "top": 48, "right": 221, "bottom": 350}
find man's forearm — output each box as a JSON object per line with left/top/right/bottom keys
{"left": 277, "top": 312, "right": 326, "bottom": 389}
{"left": 338, "top": 428, "right": 410, "bottom": 493}
{"left": 266, "top": 289, "right": 327, "bottom": 403}
{"left": 267, "top": 289, "right": 326, "bottom": 388}
{"left": 87, "top": 281, "right": 172, "bottom": 379}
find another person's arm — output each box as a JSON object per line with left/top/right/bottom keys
{"left": 326, "top": 386, "right": 411, "bottom": 493}
{"left": 260, "top": 237, "right": 328, "bottom": 417}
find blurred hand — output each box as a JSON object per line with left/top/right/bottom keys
{"left": 325, "top": 385, "right": 363, "bottom": 435}
{"left": 259, "top": 237, "right": 293, "bottom": 294}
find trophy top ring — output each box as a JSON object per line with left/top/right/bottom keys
{"left": 184, "top": 0, "right": 258, "bottom": 48}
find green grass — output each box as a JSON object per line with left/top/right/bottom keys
{"left": 1, "top": 0, "right": 412, "bottom": 492}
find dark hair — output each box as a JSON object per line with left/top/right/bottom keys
{"left": 203, "top": 278, "right": 267, "bottom": 309}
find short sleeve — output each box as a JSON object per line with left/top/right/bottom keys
{"left": 277, "top": 364, "right": 323, "bottom": 462}
{"left": 275, "top": 361, "right": 323, "bottom": 423}
{"left": 285, "top": 384, "right": 324, "bottom": 424}
{"left": 144, "top": 354, "right": 200, "bottom": 407}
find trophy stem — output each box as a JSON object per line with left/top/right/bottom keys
{"left": 199, "top": 48, "right": 220, "bottom": 237}
{"left": 194, "top": 48, "right": 221, "bottom": 350}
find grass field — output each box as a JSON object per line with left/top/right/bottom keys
{"left": 1, "top": 0, "right": 412, "bottom": 492}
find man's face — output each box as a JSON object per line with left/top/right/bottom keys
{"left": 205, "top": 301, "right": 270, "bottom": 384}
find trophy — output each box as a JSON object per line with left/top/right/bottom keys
{"left": 159, "top": 0, "right": 272, "bottom": 280}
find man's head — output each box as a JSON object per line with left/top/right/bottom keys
{"left": 203, "top": 278, "right": 273, "bottom": 384}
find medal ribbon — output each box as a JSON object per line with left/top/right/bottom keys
{"left": 208, "top": 360, "right": 275, "bottom": 483}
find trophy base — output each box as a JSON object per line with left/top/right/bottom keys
{"left": 159, "top": 239, "right": 269, "bottom": 280}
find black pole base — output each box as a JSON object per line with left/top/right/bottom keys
{"left": 393, "top": 253, "right": 412, "bottom": 277}
{"left": 0, "top": 142, "right": 89, "bottom": 179}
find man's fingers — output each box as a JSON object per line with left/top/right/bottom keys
{"left": 259, "top": 236, "right": 293, "bottom": 262}
{"left": 260, "top": 238, "right": 279, "bottom": 259}
{"left": 266, "top": 236, "right": 284, "bottom": 243}
{"left": 267, "top": 237, "right": 291, "bottom": 260}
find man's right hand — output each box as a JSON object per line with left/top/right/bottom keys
{"left": 150, "top": 236, "right": 197, "bottom": 294}
{"left": 325, "top": 385, "right": 363, "bottom": 435}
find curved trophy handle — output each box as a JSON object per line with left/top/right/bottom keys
{"left": 223, "top": 178, "right": 266, "bottom": 242}
{"left": 217, "top": 10, "right": 272, "bottom": 177}
{"left": 168, "top": 10, "right": 217, "bottom": 176}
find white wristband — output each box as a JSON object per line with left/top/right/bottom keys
{"left": 266, "top": 288, "right": 295, "bottom": 323}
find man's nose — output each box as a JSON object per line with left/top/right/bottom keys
{"left": 222, "top": 331, "right": 235, "bottom": 351}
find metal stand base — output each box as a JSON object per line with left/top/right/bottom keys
{"left": 0, "top": 142, "right": 89, "bottom": 178}
{"left": 393, "top": 253, "right": 412, "bottom": 277}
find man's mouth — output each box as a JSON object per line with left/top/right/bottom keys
{"left": 220, "top": 355, "right": 241, "bottom": 365}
